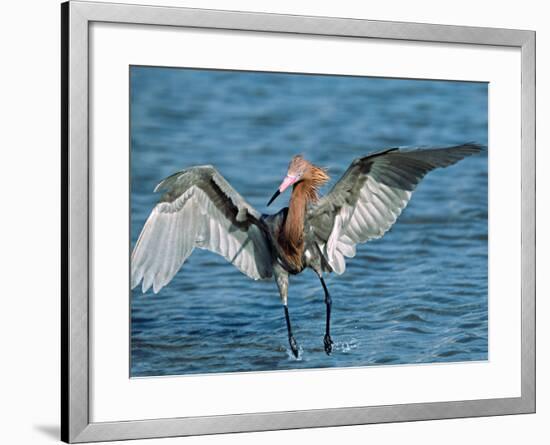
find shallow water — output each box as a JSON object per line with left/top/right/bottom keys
{"left": 130, "top": 67, "right": 488, "bottom": 377}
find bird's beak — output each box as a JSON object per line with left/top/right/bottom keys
{"left": 267, "top": 175, "right": 297, "bottom": 206}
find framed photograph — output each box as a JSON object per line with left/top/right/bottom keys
{"left": 62, "top": 1, "right": 535, "bottom": 442}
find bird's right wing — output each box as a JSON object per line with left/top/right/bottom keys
{"left": 131, "top": 166, "right": 273, "bottom": 294}
{"left": 306, "top": 144, "right": 482, "bottom": 274}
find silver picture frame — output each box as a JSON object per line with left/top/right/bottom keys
{"left": 61, "top": 1, "right": 535, "bottom": 442}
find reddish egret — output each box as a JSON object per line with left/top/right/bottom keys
{"left": 131, "top": 143, "right": 481, "bottom": 357}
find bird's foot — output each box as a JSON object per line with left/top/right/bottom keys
{"left": 288, "top": 335, "right": 299, "bottom": 358}
{"left": 324, "top": 334, "right": 334, "bottom": 355}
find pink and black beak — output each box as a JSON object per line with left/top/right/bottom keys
{"left": 267, "top": 175, "right": 298, "bottom": 206}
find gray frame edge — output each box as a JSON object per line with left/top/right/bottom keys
{"left": 62, "top": 1, "right": 536, "bottom": 442}
{"left": 63, "top": 1, "right": 91, "bottom": 442}
{"left": 520, "top": 27, "right": 536, "bottom": 415}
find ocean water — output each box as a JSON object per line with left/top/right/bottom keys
{"left": 130, "top": 66, "right": 488, "bottom": 377}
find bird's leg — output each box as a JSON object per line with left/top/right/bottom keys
{"left": 319, "top": 276, "right": 334, "bottom": 355}
{"left": 284, "top": 305, "right": 299, "bottom": 358}
{"left": 274, "top": 264, "right": 299, "bottom": 358}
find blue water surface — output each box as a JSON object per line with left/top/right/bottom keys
{"left": 130, "top": 67, "right": 488, "bottom": 377}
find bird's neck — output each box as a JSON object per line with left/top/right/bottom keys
{"left": 280, "top": 181, "right": 314, "bottom": 269}
{"left": 279, "top": 165, "right": 329, "bottom": 269}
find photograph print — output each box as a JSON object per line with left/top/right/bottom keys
{"left": 129, "top": 66, "right": 488, "bottom": 377}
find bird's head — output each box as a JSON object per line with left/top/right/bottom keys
{"left": 267, "top": 155, "right": 329, "bottom": 206}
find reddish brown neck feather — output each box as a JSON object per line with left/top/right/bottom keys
{"left": 279, "top": 165, "right": 329, "bottom": 269}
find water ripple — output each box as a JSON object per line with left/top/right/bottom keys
{"left": 130, "top": 67, "right": 488, "bottom": 377}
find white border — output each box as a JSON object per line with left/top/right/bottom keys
{"left": 89, "top": 22, "right": 521, "bottom": 422}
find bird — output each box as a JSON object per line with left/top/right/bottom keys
{"left": 131, "top": 143, "right": 482, "bottom": 358}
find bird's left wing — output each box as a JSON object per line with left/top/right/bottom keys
{"left": 306, "top": 143, "right": 482, "bottom": 274}
{"left": 131, "top": 166, "right": 272, "bottom": 293}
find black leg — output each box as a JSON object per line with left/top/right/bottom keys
{"left": 284, "top": 305, "right": 299, "bottom": 358}
{"left": 320, "top": 276, "right": 334, "bottom": 355}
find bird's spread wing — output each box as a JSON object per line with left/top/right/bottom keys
{"left": 131, "top": 166, "right": 272, "bottom": 293}
{"left": 306, "top": 143, "right": 482, "bottom": 274}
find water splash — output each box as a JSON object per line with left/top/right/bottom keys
{"left": 285, "top": 344, "right": 304, "bottom": 361}
{"left": 334, "top": 338, "right": 359, "bottom": 353}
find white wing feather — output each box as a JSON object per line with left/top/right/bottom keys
{"left": 308, "top": 144, "right": 482, "bottom": 274}
{"left": 131, "top": 166, "right": 272, "bottom": 293}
